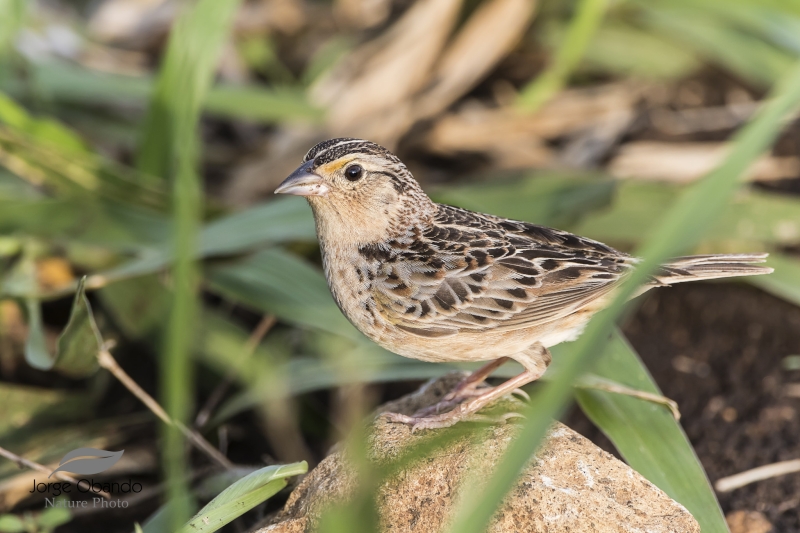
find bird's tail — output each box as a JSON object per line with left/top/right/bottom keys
{"left": 649, "top": 253, "right": 773, "bottom": 286}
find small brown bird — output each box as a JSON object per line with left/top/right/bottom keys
{"left": 275, "top": 138, "right": 772, "bottom": 430}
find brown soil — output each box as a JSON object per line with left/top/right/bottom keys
{"left": 567, "top": 283, "right": 800, "bottom": 532}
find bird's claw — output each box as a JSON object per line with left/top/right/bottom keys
{"left": 510, "top": 388, "right": 530, "bottom": 402}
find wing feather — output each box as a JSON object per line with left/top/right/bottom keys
{"left": 368, "top": 205, "right": 632, "bottom": 337}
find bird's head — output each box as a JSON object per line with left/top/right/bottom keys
{"left": 275, "top": 138, "right": 434, "bottom": 243}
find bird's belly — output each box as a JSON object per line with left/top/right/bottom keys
{"left": 371, "top": 310, "right": 594, "bottom": 364}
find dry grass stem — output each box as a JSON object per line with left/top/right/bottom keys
{"left": 580, "top": 379, "right": 681, "bottom": 420}
{"left": 609, "top": 141, "right": 800, "bottom": 183}
{"left": 97, "top": 349, "right": 235, "bottom": 470}
{"left": 715, "top": 459, "right": 800, "bottom": 492}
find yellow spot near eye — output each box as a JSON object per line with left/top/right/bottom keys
{"left": 319, "top": 158, "right": 355, "bottom": 175}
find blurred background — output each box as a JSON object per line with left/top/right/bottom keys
{"left": 1, "top": 0, "right": 800, "bottom": 531}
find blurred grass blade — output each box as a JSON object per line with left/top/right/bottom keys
{"left": 136, "top": 0, "right": 250, "bottom": 178}
{"left": 23, "top": 298, "right": 49, "bottom": 371}
{"left": 576, "top": 330, "right": 726, "bottom": 530}
{"left": 176, "top": 462, "right": 307, "bottom": 533}
{"left": 0, "top": 92, "right": 86, "bottom": 153}
{"left": 99, "top": 275, "right": 170, "bottom": 338}
{"left": 0, "top": 92, "right": 170, "bottom": 211}
{"left": 517, "top": 0, "right": 609, "bottom": 111}
{"left": 141, "top": 494, "right": 197, "bottom": 533}
{"left": 748, "top": 253, "right": 800, "bottom": 307}
{"left": 52, "top": 276, "right": 102, "bottom": 378}
{"left": 90, "top": 196, "right": 315, "bottom": 285}
{"left": 641, "top": 3, "right": 794, "bottom": 87}
{"left": 0, "top": 61, "right": 320, "bottom": 124}
{"left": 150, "top": 1, "right": 243, "bottom": 529}
{"left": 0, "top": 0, "right": 25, "bottom": 57}
{"left": 198, "top": 196, "right": 315, "bottom": 256}
{"left": 204, "top": 85, "right": 322, "bottom": 123}
{"left": 0, "top": 514, "right": 24, "bottom": 532}
{"left": 206, "top": 248, "right": 355, "bottom": 338}
{"left": 573, "top": 181, "right": 800, "bottom": 249}
{"left": 447, "top": 58, "right": 800, "bottom": 533}
{"left": 431, "top": 172, "right": 615, "bottom": 227}
{"left": 580, "top": 22, "right": 700, "bottom": 79}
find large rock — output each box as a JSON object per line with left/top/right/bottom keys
{"left": 259, "top": 373, "right": 699, "bottom": 533}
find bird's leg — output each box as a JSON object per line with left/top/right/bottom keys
{"left": 384, "top": 369, "right": 542, "bottom": 430}
{"left": 384, "top": 344, "right": 551, "bottom": 431}
{"left": 412, "top": 358, "right": 511, "bottom": 417}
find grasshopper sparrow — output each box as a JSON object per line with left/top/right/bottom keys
{"left": 275, "top": 138, "right": 772, "bottom": 430}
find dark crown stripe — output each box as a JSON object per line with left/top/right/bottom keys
{"left": 303, "top": 138, "right": 401, "bottom": 168}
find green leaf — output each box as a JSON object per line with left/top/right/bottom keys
{"left": 575, "top": 330, "right": 726, "bottom": 532}
{"left": 22, "top": 276, "right": 102, "bottom": 377}
{"left": 52, "top": 276, "right": 103, "bottom": 378}
{"left": 198, "top": 196, "right": 315, "bottom": 256}
{"left": 176, "top": 462, "right": 307, "bottom": 533}
{"left": 90, "top": 196, "right": 314, "bottom": 285}
{"left": 206, "top": 248, "right": 354, "bottom": 338}
{"left": 748, "top": 252, "right": 800, "bottom": 307}
{"left": 36, "top": 505, "right": 71, "bottom": 529}
{"left": 0, "top": 515, "right": 24, "bottom": 533}
{"left": 98, "top": 275, "right": 170, "bottom": 338}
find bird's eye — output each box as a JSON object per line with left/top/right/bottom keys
{"left": 345, "top": 164, "right": 363, "bottom": 181}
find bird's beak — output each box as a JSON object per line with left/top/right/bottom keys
{"left": 274, "top": 160, "right": 329, "bottom": 197}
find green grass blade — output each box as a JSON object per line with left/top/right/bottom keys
{"left": 641, "top": 4, "right": 794, "bottom": 87}
{"left": 0, "top": 61, "right": 319, "bottom": 123}
{"left": 576, "top": 330, "right": 725, "bottom": 530}
{"left": 23, "top": 297, "right": 49, "bottom": 371}
{"left": 446, "top": 58, "right": 800, "bottom": 533}
{"left": 198, "top": 196, "right": 315, "bottom": 256}
{"left": 573, "top": 181, "right": 800, "bottom": 249}
{"left": 0, "top": 0, "right": 25, "bottom": 57}
{"left": 517, "top": 0, "right": 610, "bottom": 111}
{"left": 206, "top": 248, "right": 355, "bottom": 338}
{"left": 431, "top": 172, "right": 615, "bottom": 227}
{"left": 177, "top": 462, "right": 307, "bottom": 533}
{"left": 150, "top": 1, "right": 243, "bottom": 530}
{"left": 136, "top": 0, "right": 243, "bottom": 178}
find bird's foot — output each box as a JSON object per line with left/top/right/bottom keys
{"left": 411, "top": 386, "right": 488, "bottom": 417}
{"left": 381, "top": 409, "right": 524, "bottom": 432}
{"left": 411, "top": 385, "right": 530, "bottom": 418}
